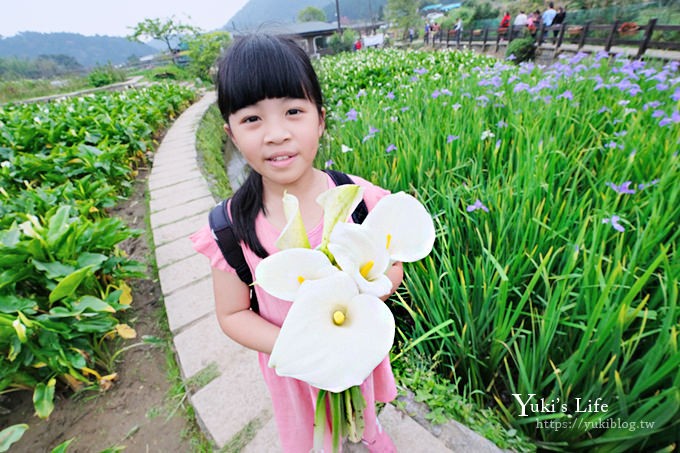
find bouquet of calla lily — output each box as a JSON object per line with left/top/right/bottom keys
{"left": 255, "top": 184, "right": 435, "bottom": 452}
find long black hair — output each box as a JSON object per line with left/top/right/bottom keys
{"left": 216, "top": 34, "right": 324, "bottom": 258}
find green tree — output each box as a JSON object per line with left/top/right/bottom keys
{"left": 186, "top": 31, "right": 232, "bottom": 81}
{"left": 386, "top": 0, "right": 420, "bottom": 35}
{"left": 298, "top": 6, "right": 327, "bottom": 22}
{"left": 127, "top": 17, "right": 200, "bottom": 64}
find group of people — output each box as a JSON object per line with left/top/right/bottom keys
{"left": 423, "top": 21, "right": 443, "bottom": 44}
{"left": 500, "top": 3, "right": 567, "bottom": 38}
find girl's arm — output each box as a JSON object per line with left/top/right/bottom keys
{"left": 381, "top": 261, "right": 404, "bottom": 302}
{"left": 211, "top": 267, "right": 280, "bottom": 355}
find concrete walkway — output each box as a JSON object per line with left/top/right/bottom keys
{"left": 148, "top": 92, "right": 506, "bottom": 452}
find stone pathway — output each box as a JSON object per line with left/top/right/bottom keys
{"left": 148, "top": 91, "right": 506, "bottom": 452}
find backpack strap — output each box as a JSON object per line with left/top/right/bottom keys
{"left": 208, "top": 170, "right": 367, "bottom": 313}
{"left": 208, "top": 200, "right": 259, "bottom": 313}
{"left": 324, "top": 169, "right": 368, "bottom": 224}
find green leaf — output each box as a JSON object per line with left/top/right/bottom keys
{"left": 50, "top": 438, "right": 75, "bottom": 453}
{"left": 76, "top": 253, "right": 108, "bottom": 269}
{"left": 0, "top": 424, "right": 29, "bottom": 453}
{"left": 48, "top": 266, "right": 93, "bottom": 304}
{"left": 33, "top": 377, "right": 56, "bottom": 419}
{"left": 0, "top": 295, "right": 36, "bottom": 314}
{"left": 46, "top": 206, "right": 72, "bottom": 248}
{"left": 33, "top": 260, "right": 76, "bottom": 279}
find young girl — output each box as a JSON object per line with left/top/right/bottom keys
{"left": 190, "top": 34, "right": 403, "bottom": 452}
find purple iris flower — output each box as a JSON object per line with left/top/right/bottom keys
{"left": 414, "top": 68, "right": 428, "bottom": 75}
{"left": 638, "top": 179, "right": 660, "bottom": 190}
{"left": 602, "top": 215, "right": 625, "bottom": 232}
{"left": 598, "top": 106, "right": 611, "bottom": 114}
{"left": 345, "top": 109, "right": 358, "bottom": 121}
{"left": 673, "top": 88, "right": 680, "bottom": 102}
{"left": 652, "top": 110, "right": 665, "bottom": 118}
{"left": 606, "top": 181, "right": 635, "bottom": 194}
{"left": 324, "top": 159, "right": 334, "bottom": 169}
{"left": 557, "top": 90, "right": 574, "bottom": 100}
{"left": 643, "top": 101, "right": 661, "bottom": 111}
{"left": 659, "top": 117, "right": 672, "bottom": 127}
{"left": 432, "top": 90, "right": 441, "bottom": 99}
{"left": 447, "top": 135, "right": 460, "bottom": 143}
{"left": 386, "top": 91, "right": 395, "bottom": 100}
{"left": 400, "top": 106, "right": 410, "bottom": 112}
{"left": 466, "top": 199, "right": 489, "bottom": 213}
{"left": 386, "top": 144, "right": 397, "bottom": 153}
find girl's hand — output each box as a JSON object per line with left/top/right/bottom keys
{"left": 381, "top": 261, "right": 404, "bottom": 302}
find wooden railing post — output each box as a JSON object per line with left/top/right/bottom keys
{"left": 537, "top": 22, "right": 545, "bottom": 46}
{"left": 604, "top": 20, "right": 619, "bottom": 52}
{"left": 553, "top": 23, "right": 567, "bottom": 58}
{"left": 578, "top": 21, "right": 590, "bottom": 49}
{"left": 636, "top": 18, "right": 657, "bottom": 59}
{"left": 482, "top": 28, "right": 489, "bottom": 52}
{"left": 508, "top": 25, "right": 515, "bottom": 42}
{"left": 456, "top": 28, "right": 461, "bottom": 49}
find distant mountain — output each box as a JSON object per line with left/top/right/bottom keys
{"left": 225, "top": 0, "right": 387, "bottom": 30}
{"left": 0, "top": 32, "right": 158, "bottom": 68}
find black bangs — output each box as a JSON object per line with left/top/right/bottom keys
{"left": 217, "top": 34, "right": 324, "bottom": 122}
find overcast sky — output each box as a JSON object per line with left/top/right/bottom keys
{"left": 1, "top": 0, "right": 250, "bottom": 38}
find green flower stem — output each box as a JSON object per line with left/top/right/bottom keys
{"left": 313, "top": 390, "right": 327, "bottom": 452}
{"left": 330, "top": 391, "right": 343, "bottom": 452}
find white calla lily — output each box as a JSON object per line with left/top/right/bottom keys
{"left": 316, "top": 184, "right": 364, "bottom": 250}
{"left": 255, "top": 249, "right": 338, "bottom": 301}
{"left": 275, "top": 192, "right": 311, "bottom": 250}
{"left": 363, "top": 192, "right": 436, "bottom": 262}
{"left": 328, "top": 223, "right": 392, "bottom": 298}
{"left": 268, "top": 272, "right": 395, "bottom": 392}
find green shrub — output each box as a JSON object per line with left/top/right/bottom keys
{"left": 88, "top": 63, "right": 126, "bottom": 87}
{"left": 328, "top": 30, "right": 358, "bottom": 54}
{"left": 506, "top": 37, "right": 536, "bottom": 63}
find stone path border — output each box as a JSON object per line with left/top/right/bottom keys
{"left": 148, "top": 91, "right": 506, "bottom": 452}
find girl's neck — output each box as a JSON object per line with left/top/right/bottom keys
{"left": 262, "top": 167, "right": 328, "bottom": 208}
{"left": 261, "top": 168, "right": 329, "bottom": 232}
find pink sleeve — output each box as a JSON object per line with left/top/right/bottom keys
{"left": 189, "top": 224, "right": 237, "bottom": 275}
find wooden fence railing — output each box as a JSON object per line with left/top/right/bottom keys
{"left": 441, "top": 19, "right": 680, "bottom": 60}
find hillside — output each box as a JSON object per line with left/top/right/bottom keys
{"left": 225, "top": 0, "right": 387, "bottom": 30}
{"left": 0, "top": 32, "right": 157, "bottom": 68}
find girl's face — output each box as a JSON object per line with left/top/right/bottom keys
{"left": 226, "top": 97, "right": 325, "bottom": 188}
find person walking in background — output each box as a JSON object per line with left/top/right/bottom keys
{"left": 514, "top": 10, "right": 528, "bottom": 27}
{"left": 454, "top": 17, "right": 463, "bottom": 39}
{"left": 499, "top": 11, "right": 511, "bottom": 39}
{"left": 542, "top": 2, "right": 557, "bottom": 34}
{"left": 527, "top": 10, "right": 540, "bottom": 37}
{"left": 424, "top": 22, "right": 430, "bottom": 45}
{"left": 552, "top": 6, "right": 567, "bottom": 41}
{"left": 408, "top": 27, "right": 415, "bottom": 43}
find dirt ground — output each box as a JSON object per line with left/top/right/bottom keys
{"left": 0, "top": 169, "right": 200, "bottom": 452}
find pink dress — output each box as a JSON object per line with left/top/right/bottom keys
{"left": 190, "top": 173, "right": 397, "bottom": 452}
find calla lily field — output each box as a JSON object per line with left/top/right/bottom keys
{"left": 0, "top": 84, "right": 196, "bottom": 418}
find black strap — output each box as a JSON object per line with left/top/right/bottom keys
{"left": 208, "top": 170, "right": 366, "bottom": 313}
{"left": 209, "top": 200, "right": 260, "bottom": 313}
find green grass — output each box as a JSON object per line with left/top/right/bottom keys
{"left": 195, "top": 104, "right": 232, "bottom": 200}
{"left": 0, "top": 76, "right": 92, "bottom": 103}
